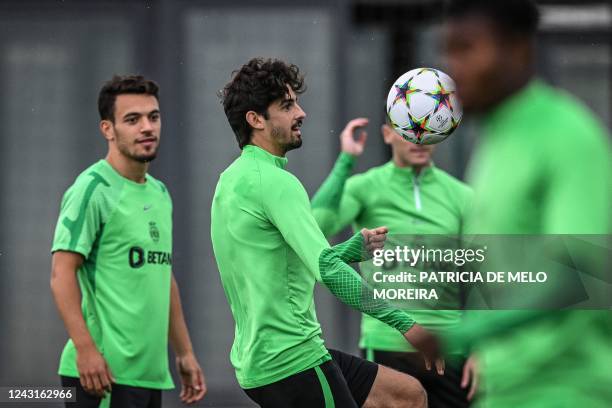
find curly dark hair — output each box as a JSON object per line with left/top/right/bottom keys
{"left": 98, "top": 75, "right": 159, "bottom": 122}
{"left": 220, "top": 58, "right": 306, "bottom": 149}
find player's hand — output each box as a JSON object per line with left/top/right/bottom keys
{"left": 424, "top": 356, "right": 446, "bottom": 376}
{"left": 461, "top": 354, "right": 479, "bottom": 400}
{"left": 76, "top": 346, "right": 115, "bottom": 397}
{"left": 361, "top": 226, "right": 388, "bottom": 258}
{"left": 340, "top": 118, "right": 369, "bottom": 156}
{"left": 176, "top": 353, "right": 207, "bottom": 404}
{"left": 403, "top": 324, "right": 445, "bottom": 375}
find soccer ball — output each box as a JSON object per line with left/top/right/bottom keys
{"left": 386, "top": 68, "right": 462, "bottom": 145}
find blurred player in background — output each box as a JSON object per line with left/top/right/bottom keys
{"left": 311, "top": 117, "right": 477, "bottom": 407}
{"left": 212, "top": 57, "right": 443, "bottom": 408}
{"left": 50, "top": 75, "right": 206, "bottom": 407}
{"left": 443, "top": 0, "right": 612, "bottom": 406}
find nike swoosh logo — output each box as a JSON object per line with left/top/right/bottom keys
{"left": 144, "top": 204, "right": 153, "bottom": 211}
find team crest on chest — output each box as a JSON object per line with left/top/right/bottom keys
{"left": 149, "top": 221, "right": 160, "bottom": 243}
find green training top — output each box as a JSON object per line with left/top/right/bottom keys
{"left": 52, "top": 159, "right": 174, "bottom": 390}
{"left": 455, "top": 80, "right": 612, "bottom": 407}
{"left": 210, "top": 144, "right": 415, "bottom": 389}
{"left": 312, "top": 154, "right": 472, "bottom": 353}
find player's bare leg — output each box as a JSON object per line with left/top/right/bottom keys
{"left": 363, "top": 364, "right": 427, "bottom": 408}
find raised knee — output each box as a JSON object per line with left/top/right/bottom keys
{"left": 400, "top": 377, "right": 427, "bottom": 408}
{"left": 365, "top": 369, "right": 427, "bottom": 408}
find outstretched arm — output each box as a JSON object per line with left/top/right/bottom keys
{"left": 319, "top": 229, "right": 443, "bottom": 369}
{"left": 318, "top": 230, "right": 414, "bottom": 333}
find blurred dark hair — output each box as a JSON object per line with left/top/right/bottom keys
{"left": 445, "top": 0, "right": 540, "bottom": 37}
{"left": 98, "top": 75, "right": 159, "bottom": 122}
{"left": 220, "top": 58, "right": 306, "bottom": 149}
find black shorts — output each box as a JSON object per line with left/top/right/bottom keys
{"left": 244, "top": 349, "right": 379, "bottom": 408}
{"left": 363, "top": 349, "right": 470, "bottom": 408}
{"left": 60, "top": 376, "right": 162, "bottom": 408}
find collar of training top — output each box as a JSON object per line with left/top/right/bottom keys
{"left": 242, "top": 144, "right": 289, "bottom": 169}
{"left": 388, "top": 161, "right": 435, "bottom": 182}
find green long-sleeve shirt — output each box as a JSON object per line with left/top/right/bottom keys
{"left": 311, "top": 153, "right": 472, "bottom": 352}
{"left": 210, "top": 144, "right": 415, "bottom": 388}
{"left": 456, "top": 80, "right": 612, "bottom": 407}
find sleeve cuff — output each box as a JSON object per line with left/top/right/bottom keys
{"left": 336, "top": 152, "right": 356, "bottom": 170}
{"left": 51, "top": 245, "right": 90, "bottom": 259}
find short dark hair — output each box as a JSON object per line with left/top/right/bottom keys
{"left": 98, "top": 75, "right": 159, "bottom": 122}
{"left": 445, "top": 0, "right": 540, "bottom": 37}
{"left": 220, "top": 58, "right": 306, "bottom": 149}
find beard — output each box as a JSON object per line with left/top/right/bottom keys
{"left": 115, "top": 134, "right": 159, "bottom": 163}
{"left": 271, "top": 125, "right": 302, "bottom": 153}
{"left": 132, "top": 152, "right": 157, "bottom": 163}
{"left": 118, "top": 143, "right": 158, "bottom": 163}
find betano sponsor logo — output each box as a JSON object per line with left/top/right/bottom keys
{"left": 129, "top": 246, "right": 172, "bottom": 268}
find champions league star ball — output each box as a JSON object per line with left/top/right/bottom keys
{"left": 386, "top": 68, "right": 462, "bottom": 145}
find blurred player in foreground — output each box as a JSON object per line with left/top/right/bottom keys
{"left": 212, "top": 58, "right": 442, "bottom": 407}
{"left": 311, "top": 117, "right": 477, "bottom": 407}
{"left": 444, "top": 0, "right": 612, "bottom": 406}
{"left": 51, "top": 75, "right": 206, "bottom": 407}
